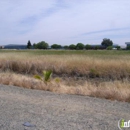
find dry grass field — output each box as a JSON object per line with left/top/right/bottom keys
{"left": 0, "top": 49, "right": 130, "bottom": 102}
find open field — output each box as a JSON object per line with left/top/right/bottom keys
{"left": 0, "top": 49, "right": 130, "bottom": 102}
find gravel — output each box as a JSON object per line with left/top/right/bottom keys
{"left": 0, "top": 84, "right": 130, "bottom": 130}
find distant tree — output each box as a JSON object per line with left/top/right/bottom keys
{"left": 33, "top": 43, "right": 37, "bottom": 49}
{"left": 101, "top": 38, "right": 113, "bottom": 48}
{"left": 94, "top": 46, "right": 100, "bottom": 50}
{"left": 27, "top": 40, "right": 32, "bottom": 49}
{"left": 99, "top": 46, "right": 106, "bottom": 50}
{"left": 76, "top": 43, "right": 84, "bottom": 50}
{"left": 51, "top": 44, "right": 61, "bottom": 49}
{"left": 116, "top": 46, "right": 121, "bottom": 50}
{"left": 63, "top": 45, "right": 69, "bottom": 49}
{"left": 106, "top": 46, "right": 113, "bottom": 50}
{"left": 85, "top": 44, "right": 91, "bottom": 50}
{"left": 69, "top": 44, "right": 76, "bottom": 50}
{"left": 36, "top": 41, "right": 49, "bottom": 49}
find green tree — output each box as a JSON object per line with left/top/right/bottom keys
{"left": 63, "top": 45, "right": 69, "bottom": 49}
{"left": 33, "top": 43, "right": 37, "bottom": 49}
{"left": 116, "top": 46, "right": 121, "bottom": 50}
{"left": 107, "top": 46, "right": 113, "bottom": 50}
{"left": 85, "top": 44, "right": 91, "bottom": 50}
{"left": 69, "top": 44, "right": 76, "bottom": 50}
{"left": 94, "top": 46, "right": 100, "bottom": 50}
{"left": 36, "top": 41, "right": 49, "bottom": 49}
{"left": 76, "top": 43, "right": 84, "bottom": 50}
{"left": 101, "top": 38, "right": 113, "bottom": 48}
{"left": 51, "top": 44, "right": 61, "bottom": 49}
{"left": 27, "top": 40, "right": 32, "bottom": 49}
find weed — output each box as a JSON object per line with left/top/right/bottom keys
{"left": 34, "top": 70, "right": 52, "bottom": 85}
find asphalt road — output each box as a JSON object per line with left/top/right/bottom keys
{"left": 0, "top": 85, "right": 130, "bottom": 130}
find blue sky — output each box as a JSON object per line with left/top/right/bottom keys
{"left": 0, "top": 0, "right": 130, "bottom": 46}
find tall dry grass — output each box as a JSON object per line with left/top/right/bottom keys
{"left": 0, "top": 72, "right": 130, "bottom": 102}
{"left": 0, "top": 53, "right": 130, "bottom": 79}
{"left": 0, "top": 51, "right": 130, "bottom": 102}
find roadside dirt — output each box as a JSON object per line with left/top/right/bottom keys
{"left": 0, "top": 84, "right": 130, "bottom": 130}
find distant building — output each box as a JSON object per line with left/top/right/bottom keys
{"left": 86, "top": 44, "right": 119, "bottom": 50}
{"left": 125, "top": 42, "right": 130, "bottom": 49}
{"left": 4, "top": 44, "right": 27, "bottom": 49}
{"left": 86, "top": 45, "right": 106, "bottom": 49}
{"left": 125, "top": 42, "right": 130, "bottom": 47}
{"left": 0, "top": 46, "right": 4, "bottom": 49}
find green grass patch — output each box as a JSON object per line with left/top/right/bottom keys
{"left": 1, "top": 49, "right": 130, "bottom": 56}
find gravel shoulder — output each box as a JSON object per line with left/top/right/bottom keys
{"left": 0, "top": 84, "right": 130, "bottom": 130}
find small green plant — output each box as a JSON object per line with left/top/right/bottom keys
{"left": 34, "top": 70, "right": 52, "bottom": 85}
{"left": 55, "top": 78, "right": 61, "bottom": 83}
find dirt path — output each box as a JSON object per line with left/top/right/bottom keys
{"left": 0, "top": 85, "right": 130, "bottom": 130}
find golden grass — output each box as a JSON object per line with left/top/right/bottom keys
{"left": 0, "top": 53, "right": 130, "bottom": 79}
{"left": 0, "top": 72, "right": 130, "bottom": 102}
{"left": 0, "top": 50, "right": 130, "bottom": 102}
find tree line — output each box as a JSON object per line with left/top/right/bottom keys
{"left": 27, "top": 38, "right": 121, "bottom": 50}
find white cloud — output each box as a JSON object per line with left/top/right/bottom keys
{"left": 0, "top": 0, "right": 130, "bottom": 45}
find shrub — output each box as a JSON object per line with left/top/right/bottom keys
{"left": 107, "top": 46, "right": 113, "bottom": 50}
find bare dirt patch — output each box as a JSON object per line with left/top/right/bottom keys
{"left": 0, "top": 84, "right": 130, "bottom": 130}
